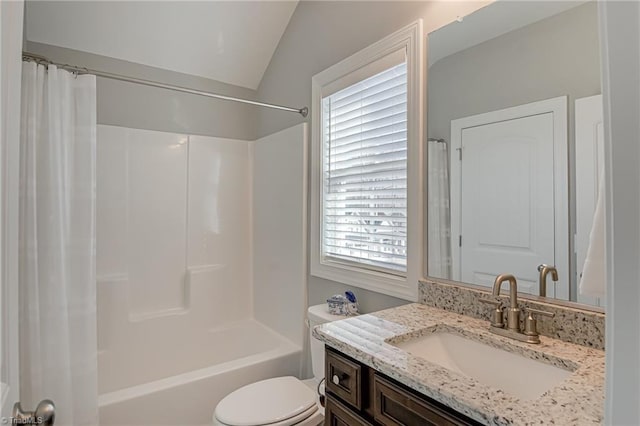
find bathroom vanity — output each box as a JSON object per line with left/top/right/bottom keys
{"left": 325, "top": 346, "right": 481, "bottom": 425}
{"left": 315, "top": 302, "right": 604, "bottom": 425}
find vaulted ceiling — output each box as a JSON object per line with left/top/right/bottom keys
{"left": 25, "top": 1, "right": 299, "bottom": 90}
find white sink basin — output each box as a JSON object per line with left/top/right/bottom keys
{"left": 392, "top": 331, "right": 573, "bottom": 400}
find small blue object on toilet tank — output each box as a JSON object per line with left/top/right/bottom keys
{"left": 326, "top": 291, "right": 358, "bottom": 316}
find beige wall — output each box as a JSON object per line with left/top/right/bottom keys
{"left": 255, "top": 1, "right": 491, "bottom": 312}
{"left": 24, "top": 41, "right": 258, "bottom": 140}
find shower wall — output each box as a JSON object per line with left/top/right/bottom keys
{"left": 252, "top": 124, "right": 308, "bottom": 346}
{"left": 96, "top": 125, "right": 252, "bottom": 392}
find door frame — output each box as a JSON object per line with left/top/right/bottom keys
{"left": 575, "top": 94, "right": 604, "bottom": 307}
{"left": 0, "top": 0, "right": 23, "bottom": 418}
{"left": 449, "top": 96, "right": 569, "bottom": 299}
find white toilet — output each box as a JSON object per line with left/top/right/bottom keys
{"left": 212, "top": 304, "right": 346, "bottom": 426}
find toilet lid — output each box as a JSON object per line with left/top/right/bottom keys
{"left": 214, "top": 376, "right": 317, "bottom": 426}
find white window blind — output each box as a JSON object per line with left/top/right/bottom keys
{"left": 321, "top": 62, "right": 407, "bottom": 273}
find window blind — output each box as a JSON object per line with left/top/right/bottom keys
{"left": 322, "top": 62, "right": 407, "bottom": 273}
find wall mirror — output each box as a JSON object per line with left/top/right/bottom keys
{"left": 426, "top": 0, "right": 604, "bottom": 309}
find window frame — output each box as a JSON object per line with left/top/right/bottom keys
{"left": 310, "top": 20, "right": 424, "bottom": 301}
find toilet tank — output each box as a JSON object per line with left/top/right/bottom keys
{"left": 307, "top": 304, "right": 352, "bottom": 382}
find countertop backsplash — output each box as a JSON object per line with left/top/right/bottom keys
{"left": 419, "top": 280, "right": 605, "bottom": 350}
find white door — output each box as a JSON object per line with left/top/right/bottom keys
{"left": 1, "top": 0, "right": 23, "bottom": 419}
{"left": 575, "top": 94, "right": 604, "bottom": 307}
{"left": 450, "top": 97, "right": 569, "bottom": 298}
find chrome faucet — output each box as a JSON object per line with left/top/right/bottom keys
{"left": 537, "top": 264, "right": 558, "bottom": 297}
{"left": 480, "top": 273, "right": 554, "bottom": 344}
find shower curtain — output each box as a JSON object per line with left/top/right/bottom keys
{"left": 427, "top": 141, "right": 452, "bottom": 279}
{"left": 19, "top": 61, "right": 98, "bottom": 425}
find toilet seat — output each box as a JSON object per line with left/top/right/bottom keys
{"left": 214, "top": 376, "right": 318, "bottom": 426}
{"left": 214, "top": 406, "right": 318, "bottom": 426}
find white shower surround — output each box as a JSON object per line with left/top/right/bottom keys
{"left": 96, "top": 124, "right": 308, "bottom": 425}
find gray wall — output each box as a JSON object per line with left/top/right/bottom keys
{"left": 427, "top": 2, "right": 600, "bottom": 298}
{"left": 428, "top": 3, "right": 599, "bottom": 143}
{"left": 599, "top": 1, "right": 640, "bottom": 422}
{"left": 24, "top": 41, "right": 258, "bottom": 140}
{"left": 256, "top": 1, "right": 488, "bottom": 140}
{"left": 255, "top": 1, "right": 491, "bottom": 313}
{"left": 26, "top": 1, "right": 492, "bottom": 313}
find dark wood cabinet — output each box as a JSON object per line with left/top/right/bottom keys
{"left": 325, "top": 347, "right": 363, "bottom": 410}
{"left": 324, "top": 347, "right": 481, "bottom": 426}
{"left": 326, "top": 394, "right": 373, "bottom": 426}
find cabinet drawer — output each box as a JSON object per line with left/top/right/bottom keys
{"left": 325, "top": 394, "right": 372, "bottom": 426}
{"left": 373, "top": 374, "right": 476, "bottom": 426}
{"left": 325, "top": 348, "right": 362, "bottom": 410}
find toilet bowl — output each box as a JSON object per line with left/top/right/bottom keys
{"left": 212, "top": 304, "right": 346, "bottom": 426}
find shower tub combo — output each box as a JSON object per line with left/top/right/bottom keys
{"left": 96, "top": 125, "right": 307, "bottom": 425}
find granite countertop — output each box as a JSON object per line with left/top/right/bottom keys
{"left": 313, "top": 303, "right": 604, "bottom": 426}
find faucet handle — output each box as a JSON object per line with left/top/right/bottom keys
{"left": 480, "top": 298, "right": 505, "bottom": 328}
{"left": 524, "top": 308, "right": 555, "bottom": 338}
{"left": 525, "top": 307, "right": 554, "bottom": 318}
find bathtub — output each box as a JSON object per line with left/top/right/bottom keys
{"left": 98, "top": 320, "right": 302, "bottom": 425}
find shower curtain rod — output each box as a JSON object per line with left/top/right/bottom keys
{"left": 22, "top": 52, "right": 309, "bottom": 117}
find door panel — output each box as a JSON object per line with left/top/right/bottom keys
{"left": 460, "top": 113, "right": 555, "bottom": 295}
{"left": 450, "top": 97, "right": 568, "bottom": 298}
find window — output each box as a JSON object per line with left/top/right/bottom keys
{"left": 322, "top": 62, "right": 408, "bottom": 273}
{"left": 311, "top": 21, "right": 423, "bottom": 300}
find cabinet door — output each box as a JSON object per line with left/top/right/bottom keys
{"left": 373, "top": 374, "right": 475, "bottom": 426}
{"left": 325, "top": 394, "right": 372, "bottom": 426}
{"left": 326, "top": 348, "right": 362, "bottom": 410}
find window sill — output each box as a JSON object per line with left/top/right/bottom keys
{"left": 311, "top": 259, "right": 416, "bottom": 301}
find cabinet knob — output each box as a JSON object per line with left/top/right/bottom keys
{"left": 332, "top": 373, "right": 348, "bottom": 385}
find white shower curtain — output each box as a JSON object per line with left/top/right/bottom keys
{"left": 427, "top": 141, "right": 452, "bottom": 279}
{"left": 19, "top": 62, "right": 98, "bottom": 425}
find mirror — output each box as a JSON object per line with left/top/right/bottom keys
{"left": 426, "top": 1, "right": 604, "bottom": 309}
